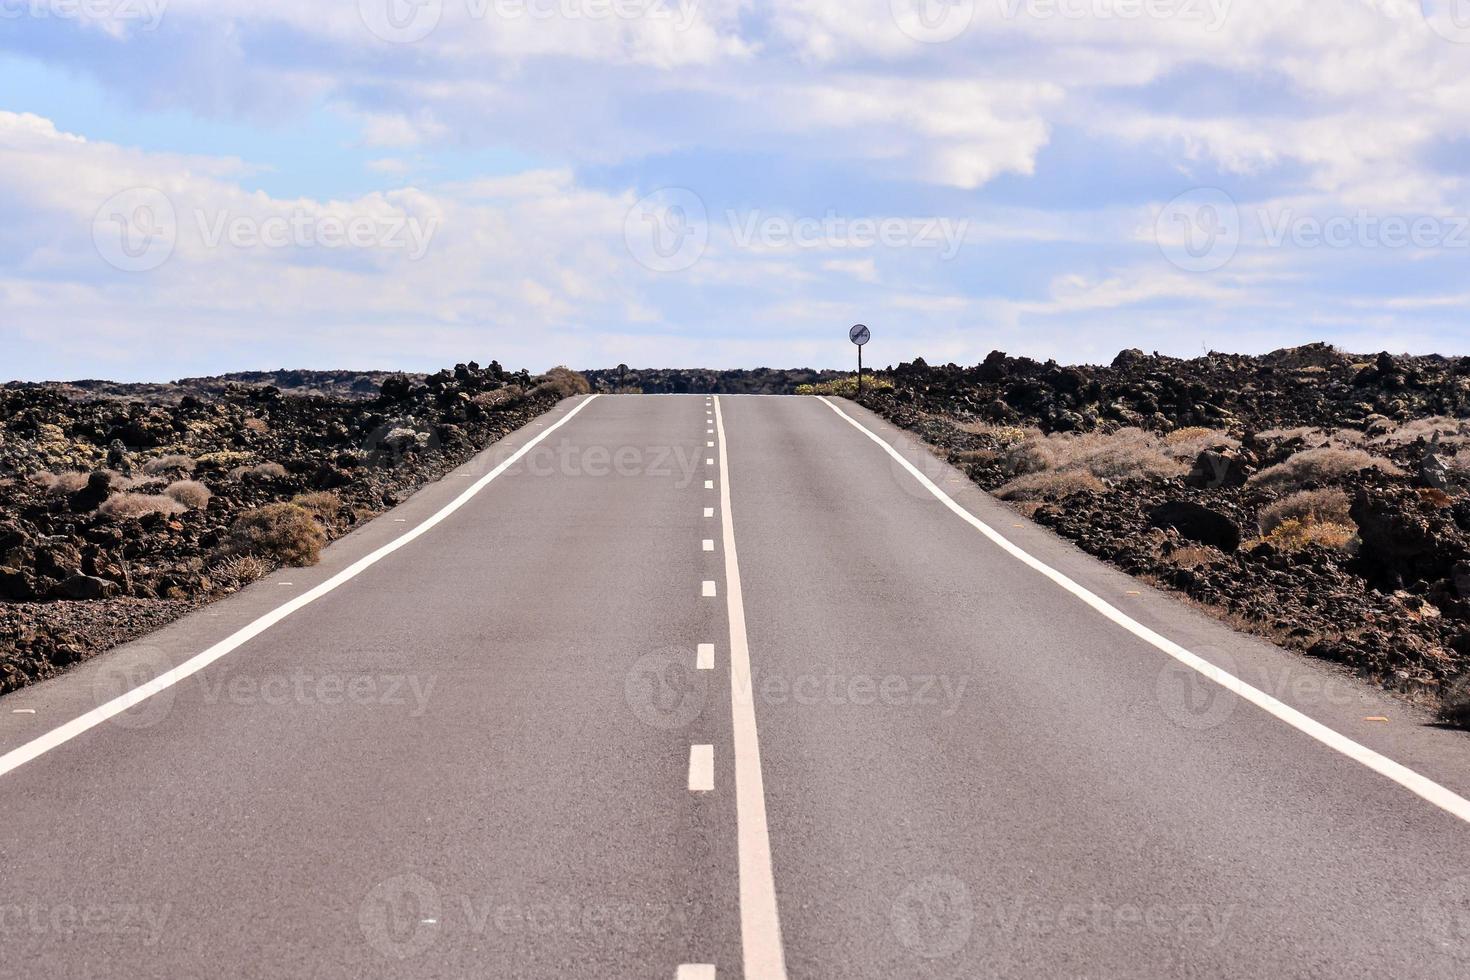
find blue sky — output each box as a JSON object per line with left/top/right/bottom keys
{"left": 2, "top": 0, "right": 1468, "bottom": 381}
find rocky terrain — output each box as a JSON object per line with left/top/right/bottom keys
{"left": 849, "top": 344, "right": 1470, "bottom": 721}
{"left": 583, "top": 366, "right": 846, "bottom": 394}
{"left": 0, "top": 363, "right": 579, "bottom": 694}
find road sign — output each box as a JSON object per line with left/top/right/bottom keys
{"left": 849, "top": 324, "right": 871, "bottom": 346}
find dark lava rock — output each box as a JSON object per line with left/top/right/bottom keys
{"left": 57, "top": 575, "right": 117, "bottom": 601}
{"left": 1148, "top": 501, "right": 1242, "bottom": 552}
{"left": 69, "top": 472, "right": 111, "bottom": 512}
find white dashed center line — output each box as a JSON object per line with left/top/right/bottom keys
{"left": 703, "top": 539, "right": 715, "bottom": 552}
{"left": 704, "top": 507, "right": 714, "bottom": 518}
{"left": 702, "top": 580, "right": 717, "bottom": 597}
{"left": 688, "top": 744, "right": 714, "bottom": 792}
{"left": 697, "top": 644, "right": 715, "bottom": 670}
{"left": 705, "top": 480, "right": 714, "bottom": 489}
{"left": 678, "top": 964, "right": 716, "bottom": 980}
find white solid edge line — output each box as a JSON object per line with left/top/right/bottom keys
{"left": 0, "top": 395, "right": 603, "bottom": 781}
{"left": 697, "top": 643, "right": 715, "bottom": 670}
{"left": 689, "top": 744, "right": 714, "bottom": 792}
{"left": 815, "top": 396, "right": 1470, "bottom": 826}
{"left": 713, "top": 395, "right": 788, "bottom": 979}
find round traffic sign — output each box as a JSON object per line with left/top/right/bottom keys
{"left": 849, "top": 324, "right": 871, "bottom": 346}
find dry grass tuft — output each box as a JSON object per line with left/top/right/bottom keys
{"left": 208, "top": 554, "right": 273, "bottom": 592}
{"left": 995, "top": 470, "right": 1104, "bottom": 501}
{"left": 229, "top": 461, "right": 289, "bottom": 482}
{"left": 141, "top": 454, "right": 196, "bottom": 476}
{"left": 1260, "top": 518, "right": 1358, "bottom": 553}
{"left": 98, "top": 493, "right": 187, "bottom": 520}
{"left": 1247, "top": 447, "right": 1403, "bottom": 490}
{"left": 164, "top": 479, "right": 212, "bottom": 510}
{"left": 1258, "top": 488, "right": 1352, "bottom": 535}
{"left": 229, "top": 503, "right": 325, "bottom": 566}
{"left": 31, "top": 471, "right": 92, "bottom": 495}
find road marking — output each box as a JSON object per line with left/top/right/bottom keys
{"left": 678, "top": 965, "right": 716, "bottom": 980}
{"left": 702, "top": 580, "right": 717, "bottom": 597}
{"left": 689, "top": 744, "right": 714, "bottom": 792}
{"left": 705, "top": 480, "right": 714, "bottom": 489}
{"left": 708, "top": 428, "right": 714, "bottom": 434}
{"left": 698, "top": 643, "right": 715, "bottom": 670}
{"left": 0, "top": 396, "right": 604, "bottom": 781}
{"left": 704, "top": 507, "right": 715, "bottom": 518}
{"left": 816, "top": 396, "right": 1470, "bottom": 827}
{"left": 707, "top": 458, "right": 714, "bottom": 466}
{"left": 708, "top": 441, "right": 714, "bottom": 448}
{"left": 703, "top": 539, "right": 715, "bottom": 552}
{"left": 713, "top": 395, "right": 788, "bottom": 979}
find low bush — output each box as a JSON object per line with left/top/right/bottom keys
{"left": 141, "top": 454, "right": 196, "bottom": 476}
{"left": 228, "top": 503, "right": 325, "bottom": 566}
{"left": 535, "top": 367, "right": 591, "bottom": 398}
{"left": 1260, "top": 518, "right": 1357, "bottom": 553}
{"left": 164, "top": 479, "right": 212, "bottom": 510}
{"left": 291, "top": 491, "right": 343, "bottom": 523}
{"left": 471, "top": 386, "right": 524, "bottom": 409}
{"left": 1247, "top": 447, "right": 1403, "bottom": 490}
{"left": 794, "top": 375, "right": 895, "bottom": 397}
{"left": 98, "top": 493, "right": 187, "bottom": 520}
{"left": 31, "top": 471, "right": 91, "bottom": 495}
{"left": 994, "top": 470, "right": 1104, "bottom": 501}
{"left": 1258, "top": 488, "right": 1352, "bottom": 535}
{"left": 208, "top": 554, "right": 272, "bottom": 592}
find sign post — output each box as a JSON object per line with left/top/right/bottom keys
{"left": 849, "top": 323, "right": 871, "bottom": 396}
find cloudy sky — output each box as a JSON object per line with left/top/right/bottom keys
{"left": 2, "top": 0, "right": 1469, "bottom": 380}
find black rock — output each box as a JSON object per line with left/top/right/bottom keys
{"left": 1148, "top": 501, "right": 1242, "bottom": 552}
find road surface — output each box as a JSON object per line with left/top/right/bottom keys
{"left": 2, "top": 394, "right": 1470, "bottom": 979}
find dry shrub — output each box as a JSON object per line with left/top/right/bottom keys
{"left": 1261, "top": 518, "right": 1358, "bottom": 553}
{"left": 472, "top": 386, "right": 524, "bottom": 409}
{"left": 230, "top": 461, "right": 289, "bottom": 482}
{"left": 995, "top": 470, "right": 1104, "bottom": 501}
{"left": 209, "top": 554, "right": 272, "bottom": 592}
{"left": 98, "top": 493, "right": 187, "bottom": 520}
{"left": 164, "top": 479, "right": 212, "bottom": 510}
{"left": 141, "top": 454, "right": 196, "bottom": 476}
{"left": 1001, "top": 439, "right": 1056, "bottom": 477}
{"left": 1450, "top": 447, "right": 1470, "bottom": 472}
{"left": 1374, "top": 416, "right": 1470, "bottom": 447}
{"left": 951, "top": 448, "right": 997, "bottom": 467}
{"left": 291, "top": 491, "right": 343, "bottom": 523}
{"left": 1163, "top": 427, "right": 1238, "bottom": 458}
{"left": 1258, "top": 488, "right": 1351, "bottom": 535}
{"left": 1168, "top": 545, "right": 1219, "bottom": 568}
{"left": 1258, "top": 426, "right": 1325, "bottom": 445}
{"left": 959, "top": 421, "right": 1030, "bottom": 445}
{"left": 31, "top": 471, "right": 91, "bottom": 495}
{"left": 536, "top": 366, "right": 591, "bottom": 398}
{"left": 229, "top": 503, "right": 325, "bottom": 566}
{"left": 1247, "top": 447, "right": 1403, "bottom": 489}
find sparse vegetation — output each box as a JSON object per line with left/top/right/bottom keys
{"left": 228, "top": 503, "right": 326, "bottom": 567}
{"left": 535, "top": 366, "right": 591, "bottom": 398}
{"left": 994, "top": 470, "right": 1104, "bottom": 501}
{"left": 30, "top": 470, "right": 92, "bottom": 495}
{"left": 164, "top": 480, "right": 212, "bottom": 510}
{"left": 207, "top": 554, "right": 272, "bottom": 593}
{"left": 141, "top": 454, "right": 196, "bottom": 476}
{"left": 98, "top": 493, "right": 187, "bottom": 521}
{"left": 229, "top": 461, "right": 289, "bottom": 482}
{"left": 794, "top": 375, "right": 896, "bottom": 397}
{"left": 290, "top": 491, "right": 343, "bottom": 524}
{"left": 1258, "top": 488, "right": 1352, "bottom": 536}
{"left": 1258, "top": 518, "right": 1358, "bottom": 553}
{"left": 1247, "top": 447, "right": 1404, "bottom": 490}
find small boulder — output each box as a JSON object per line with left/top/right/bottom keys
{"left": 1186, "top": 448, "right": 1249, "bottom": 489}
{"left": 57, "top": 574, "right": 118, "bottom": 601}
{"left": 1148, "top": 501, "right": 1242, "bottom": 552}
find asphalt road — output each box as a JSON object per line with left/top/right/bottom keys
{"left": 3, "top": 393, "right": 1470, "bottom": 979}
